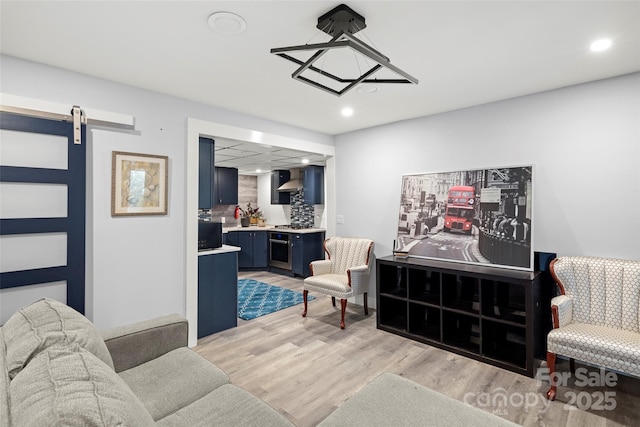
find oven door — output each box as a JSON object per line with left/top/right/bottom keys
{"left": 269, "top": 233, "right": 292, "bottom": 270}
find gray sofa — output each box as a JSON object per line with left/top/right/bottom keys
{"left": 1, "top": 298, "right": 293, "bottom": 426}
{"left": 2, "top": 298, "right": 520, "bottom": 427}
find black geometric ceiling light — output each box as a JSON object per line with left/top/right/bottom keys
{"left": 270, "top": 3, "right": 418, "bottom": 96}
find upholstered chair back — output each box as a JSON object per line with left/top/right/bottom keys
{"left": 551, "top": 256, "right": 640, "bottom": 333}
{"left": 325, "top": 237, "right": 374, "bottom": 275}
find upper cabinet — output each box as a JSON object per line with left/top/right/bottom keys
{"left": 271, "top": 170, "right": 291, "bottom": 205}
{"left": 303, "top": 166, "right": 324, "bottom": 205}
{"left": 199, "top": 137, "right": 238, "bottom": 208}
{"left": 214, "top": 166, "right": 238, "bottom": 205}
{"left": 198, "top": 137, "right": 215, "bottom": 209}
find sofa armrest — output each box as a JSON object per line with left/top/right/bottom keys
{"left": 347, "top": 264, "right": 370, "bottom": 294}
{"left": 101, "top": 314, "right": 188, "bottom": 373}
{"left": 550, "top": 295, "right": 573, "bottom": 329}
{"left": 310, "top": 259, "right": 332, "bottom": 276}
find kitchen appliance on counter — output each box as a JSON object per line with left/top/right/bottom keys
{"left": 198, "top": 221, "right": 223, "bottom": 251}
{"left": 269, "top": 232, "right": 292, "bottom": 270}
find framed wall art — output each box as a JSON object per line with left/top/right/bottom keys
{"left": 111, "top": 151, "right": 168, "bottom": 216}
{"left": 395, "top": 165, "right": 533, "bottom": 271}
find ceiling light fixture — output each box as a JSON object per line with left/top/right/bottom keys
{"left": 270, "top": 3, "right": 418, "bottom": 96}
{"left": 301, "top": 159, "right": 310, "bottom": 164}
{"left": 341, "top": 107, "right": 354, "bottom": 117}
{"left": 590, "top": 38, "right": 612, "bottom": 52}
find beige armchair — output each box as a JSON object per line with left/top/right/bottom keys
{"left": 546, "top": 256, "right": 640, "bottom": 400}
{"left": 302, "top": 237, "right": 374, "bottom": 329}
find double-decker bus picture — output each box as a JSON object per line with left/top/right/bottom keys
{"left": 443, "top": 185, "right": 476, "bottom": 235}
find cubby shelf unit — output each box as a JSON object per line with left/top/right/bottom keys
{"left": 376, "top": 256, "right": 544, "bottom": 377}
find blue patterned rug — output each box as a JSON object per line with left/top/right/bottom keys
{"left": 238, "top": 279, "right": 315, "bottom": 320}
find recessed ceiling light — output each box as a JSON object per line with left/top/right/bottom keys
{"left": 341, "top": 107, "right": 354, "bottom": 117}
{"left": 208, "top": 12, "right": 247, "bottom": 35}
{"left": 301, "top": 158, "right": 310, "bottom": 164}
{"left": 590, "top": 38, "right": 612, "bottom": 52}
{"left": 256, "top": 169, "right": 262, "bottom": 173}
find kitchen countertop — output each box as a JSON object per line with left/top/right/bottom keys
{"left": 197, "top": 244, "right": 241, "bottom": 256}
{"left": 222, "top": 225, "right": 325, "bottom": 234}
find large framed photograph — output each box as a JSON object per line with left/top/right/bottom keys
{"left": 111, "top": 151, "right": 168, "bottom": 216}
{"left": 396, "top": 165, "right": 533, "bottom": 271}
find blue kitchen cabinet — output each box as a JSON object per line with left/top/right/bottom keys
{"left": 292, "top": 231, "right": 326, "bottom": 277}
{"left": 198, "top": 137, "right": 215, "bottom": 209}
{"left": 214, "top": 166, "right": 238, "bottom": 205}
{"left": 197, "top": 251, "right": 238, "bottom": 338}
{"left": 303, "top": 166, "right": 324, "bottom": 205}
{"left": 230, "top": 231, "right": 268, "bottom": 269}
{"left": 271, "top": 170, "right": 291, "bottom": 205}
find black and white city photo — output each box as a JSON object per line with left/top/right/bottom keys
{"left": 396, "top": 166, "right": 533, "bottom": 270}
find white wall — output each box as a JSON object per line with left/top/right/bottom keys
{"left": 335, "top": 72, "right": 640, "bottom": 310}
{"left": 0, "top": 55, "right": 333, "bottom": 329}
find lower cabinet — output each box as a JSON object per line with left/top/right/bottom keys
{"left": 225, "top": 231, "right": 268, "bottom": 269}
{"left": 377, "top": 256, "right": 543, "bottom": 377}
{"left": 198, "top": 251, "right": 238, "bottom": 338}
{"left": 291, "top": 232, "right": 325, "bottom": 277}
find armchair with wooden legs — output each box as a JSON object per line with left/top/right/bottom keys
{"left": 302, "top": 237, "right": 374, "bottom": 329}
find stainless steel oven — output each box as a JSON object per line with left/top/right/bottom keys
{"left": 269, "top": 232, "right": 291, "bottom": 270}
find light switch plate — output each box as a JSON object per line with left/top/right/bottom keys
{"left": 336, "top": 215, "right": 344, "bottom": 224}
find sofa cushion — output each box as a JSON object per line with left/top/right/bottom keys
{"left": 0, "top": 328, "right": 10, "bottom": 427}
{"left": 118, "top": 346, "right": 230, "bottom": 421}
{"left": 3, "top": 298, "right": 114, "bottom": 379}
{"left": 9, "top": 344, "right": 155, "bottom": 427}
{"left": 318, "top": 373, "right": 518, "bottom": 427}
{"left": 156, "top": 384, "right": 294, "bottom": 427}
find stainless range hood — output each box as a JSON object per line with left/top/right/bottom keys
{"left": 277, "top": 168, "right": 303, "bottom": 192}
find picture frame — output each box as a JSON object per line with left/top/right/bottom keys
{"left": 111, "top": 151, "right": 168, "bottom": 216}
{"left": 395, "top": 165, "right": 533, "bottom": 271}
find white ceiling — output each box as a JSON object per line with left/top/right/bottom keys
{"left": 1, "top": 1, "right": 639, "bottom": 170}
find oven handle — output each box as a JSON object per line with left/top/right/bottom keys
{"left": 269, "top": 239, "right": 289, "bottom": 244}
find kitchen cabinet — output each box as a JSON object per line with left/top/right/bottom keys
{"left": 214, "top": 166, "right": 238, "bottom": 205}
{"left": 227, "top": 230, "right": 268, "bottom": 269}
{"left": 303, "top": 165, "right": 324, "bottom": 205}
{"left": 291, "top": 231, "right": 325, "bottom": 277}
{"left": 376, "top": 256, "right": 543, "bottom": 377}
{"left": 198, "top": 137, "right": 215, "bottom": 209}
{"left": 198, "top": 251, "right": 238, "bottom": 338}
{"left": 271, "top": 170, "right": 291, "bottom": 205}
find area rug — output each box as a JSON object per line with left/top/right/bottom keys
{"left": 238, "top": 279, "right": 315, "bottom": 320}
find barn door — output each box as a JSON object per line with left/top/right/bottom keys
{"left": 0, "top": 110, "right": 86, "bottom": 321}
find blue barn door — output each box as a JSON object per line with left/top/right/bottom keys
{"left": 0, "top": 111, "right": 86, "bottom": 318}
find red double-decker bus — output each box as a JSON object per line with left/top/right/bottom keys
{"left": 443, "top": 185, "right": 475, "bottom": 235}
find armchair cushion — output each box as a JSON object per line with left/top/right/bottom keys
{"left": 547, "top": 323, "right": 640, "bottom": 376}
{"left": 304, "top": 274, "right": 351, "bottom": 298}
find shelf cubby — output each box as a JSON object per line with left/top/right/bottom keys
{"left": 408, "top": 303, "right": 441, "bottom": 341}
{"left": 442, "top": 274, "right": 479, "bottom": 314}
{"left": 483, "top": 320, "right": 527, "bottom": 369}
{"left": 408, "top": 269, "right": 441, "bottom": 305}
{"left": 378, "top": 296, "right": 407, "bottom": 331}
{"left": 442, "top": 311, "right": 480, "bottom": 354}
{"left": 481, "top": 279, "right": 526, "bottom": 325}
{"left": 378, "top": 264, "right": 408, "bottom": 298}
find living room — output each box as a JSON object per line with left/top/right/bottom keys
{"left": 1, "top": 1, "right": 639, "bottom": 426}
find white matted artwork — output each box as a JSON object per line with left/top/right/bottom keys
{"left": 111, "top": 151, "right": 168, "bottom": 216}
{"left": 395, "top": 165, "right": 533, "bottom": 270}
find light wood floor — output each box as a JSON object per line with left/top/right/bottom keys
{"left": 195, "top": 271, "right": 640, "bottom": 427}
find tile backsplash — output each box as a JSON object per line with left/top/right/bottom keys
{"left": 290, "top": 190, "right": 314, "bottom": 228}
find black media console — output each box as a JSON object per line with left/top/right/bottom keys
{"left": 377, "top": 256, "right": 546, "bottom": 377}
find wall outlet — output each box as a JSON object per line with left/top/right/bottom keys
{"left": 221, "top": 217, "right": 225, "bottom": 223}
{"left": 336, "top": 214, "right": 344, "bottom": 224}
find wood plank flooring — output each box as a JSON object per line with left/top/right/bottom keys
{"left": 195, "top": 271, "right": 640, "bottom": 426}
